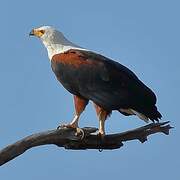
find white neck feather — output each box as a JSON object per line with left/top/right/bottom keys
{"left": 43, "top": 41, "right": 85, "bottom": 60}
{"left": 41, "top": 33, "right": 86, "bottom": 60}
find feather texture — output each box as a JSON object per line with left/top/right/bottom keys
{"left": 51, "top": 49, "right": 162, "bottom": 121}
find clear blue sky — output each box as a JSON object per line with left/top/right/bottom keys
{"left": 0, "top": 0, "right": 179, "bottom": 179}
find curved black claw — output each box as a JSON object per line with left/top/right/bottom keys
{"left": 75, "top": 128, "right": 85, "bottom": 140}
{"left": 97, "top": 132, "right": 105, "bottom": 152}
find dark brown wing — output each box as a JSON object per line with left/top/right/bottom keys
{"left": 51, "top": 49, "right": 161, "bottom": 120}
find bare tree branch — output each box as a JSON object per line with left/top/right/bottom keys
{"left": 0, "top": 121, "right": 172, "bottom": 166}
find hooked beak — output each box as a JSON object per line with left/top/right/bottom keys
{"left": 29, "top": 29, "right": 35, "bottom": 36}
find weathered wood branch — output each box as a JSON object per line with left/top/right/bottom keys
{"left": 0, "top": 121, "right": 172, "bottom": 166}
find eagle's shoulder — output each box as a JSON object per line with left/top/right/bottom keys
{"left": 52, "top": 49, "right": 92, "bottom": 66}
{"left": 51, "top": 49, "right": 139, "bottom": 82}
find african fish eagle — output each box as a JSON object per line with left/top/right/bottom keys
{"left": 30, "top": 26, "right": 162, "bottom": 136}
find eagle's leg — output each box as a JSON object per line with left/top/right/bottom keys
{"left": 94, "top": 103, "right": 111, "bottom": 137}
{"left": 59, "top": 95, "right": 88, "bottom": 129}
{"left": 99, "top": 114, "right": 106, "bottom": 136}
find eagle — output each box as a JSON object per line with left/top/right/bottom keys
{"left": 30, "top": 26, "right": 162, "bottom": 136}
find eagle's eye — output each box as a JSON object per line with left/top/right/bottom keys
{"left": 39, "top": 30, "right": 45, "bottom": 35}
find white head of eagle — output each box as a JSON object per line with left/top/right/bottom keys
{"left": 29, "top": 26, "right": 85, "bottom": 59}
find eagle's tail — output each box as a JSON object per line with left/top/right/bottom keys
{"left": 119, "top": 105, "right": 162, "bottom": 123}
{"left": 145, "top": 105, "right": 162, "bottom": 121}
{"left": 135, "top": 105, "right": 162, "bottom": 122}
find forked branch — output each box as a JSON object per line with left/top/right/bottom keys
{"left": 0, "top": 121, "right": 172, "bottom": 166}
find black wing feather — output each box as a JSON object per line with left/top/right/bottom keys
{"left": 51, "top": 49, "right": 161, "bottom": 120}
